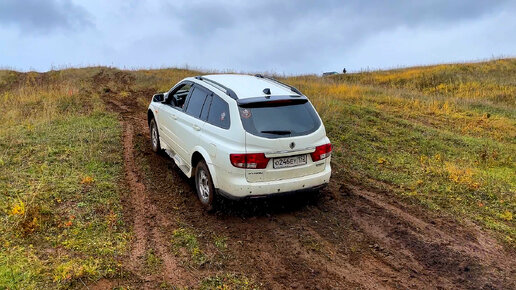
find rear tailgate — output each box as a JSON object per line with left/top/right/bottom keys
{"left": 237, "top": 96, "right": 330, "bottom": 183}
{"left": 245, "top": 130, "right": 328, "bottom": 182}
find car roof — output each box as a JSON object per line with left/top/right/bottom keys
{"left": 190, "top": 74, "right": 299, "bottom": 99}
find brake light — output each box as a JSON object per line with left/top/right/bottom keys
{"left": 311, "top": 143, "right": 332, "bottom": 161}
{"left": 230, "top": 153, "right": 270, "bottom": 169}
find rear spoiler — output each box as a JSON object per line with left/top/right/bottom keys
{"left": 237, "top": 95, "right": 308, "bottom": 108}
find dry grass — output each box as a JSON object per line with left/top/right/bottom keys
{"left": 284, "top": 58, "right": 515, "bottom": 245}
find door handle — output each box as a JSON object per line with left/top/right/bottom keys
{"left": 193, "top": 124, "right": 201, "bottom": 131}
{"left": 171, "top": 114, "right": 177, "bottom": 120}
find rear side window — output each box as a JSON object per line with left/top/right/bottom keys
{"left": 207, "top": 95, "right": 230, "bottom": 129}
{"left": 239, "top": 102, "right": 321, "bottom": 138}
{"left": 185, "top": 87, "right": 208, "bottom": 118}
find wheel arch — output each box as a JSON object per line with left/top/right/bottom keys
{"left": 190, "top": 147, "right": 218, "bottom": 188}
{"left": 147, "top": 109, "right": 155, "bottom": 127}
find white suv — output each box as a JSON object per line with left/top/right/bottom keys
{"left": 147, "top": 74, "right": 331, "bottom": 210}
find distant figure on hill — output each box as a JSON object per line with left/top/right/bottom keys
{"left": 342, "top": 68, "right": 347, "bottom": 73}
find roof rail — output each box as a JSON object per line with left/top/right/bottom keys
{"left": 254, "top": 74, "right": 303, "bottom": 96}
{"left": 195, "top": 76, "right": 238, "bottom": 100}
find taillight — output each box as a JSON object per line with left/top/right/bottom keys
{"left": 311, "top": 143, "right": 332, "bottom": 161}
{"left": 230, "top": 153, "right": 270, "bottom": 169}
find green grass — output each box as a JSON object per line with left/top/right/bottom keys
{"left": 200, "top": 273, "right": 258, "bottom": 290}
{"left": 0, "top": 113, "right": 128, "bottom": 288}
{"left": 213, "top": 234, "right": 228, "bottom": 251}
{"left": 144, "top": 249, "right": 162, "bottom": 274}
{"left": 0, "top": 246, "right": 43, "bottom": 289}
{"left": 171, "top": 228, "right": 207, "bottom": 267}
{"left": 0, "top": 69, "right": 128, "bottom": 288}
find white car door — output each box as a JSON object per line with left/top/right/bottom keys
{"left": 157, "top": 82, "right": 193, "bottom": 154}
{"left": 174, "top": 85, "right": 211, "bottom": 164}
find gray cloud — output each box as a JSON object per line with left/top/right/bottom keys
{"left": 0, "top": 0, "right": 92, "bottom": 34}
{"left": 170, "top": 0, "right": 510, "bottom": 35}
{"left": 171, "top": 2, "right": 234, "bottom": 36}
{"left": 0, "top": 0, "right": 514, "bottom": 73}
{"left": 158, "top": 0, "right": 512, "bottom": 72}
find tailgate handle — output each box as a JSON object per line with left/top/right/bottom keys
{"left": 193, "top": 124, "right": 201, "bottom": 131}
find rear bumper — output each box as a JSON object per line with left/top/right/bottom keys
{"left": 216, "top": 183, "right": 327, "bottom": 200}
{"left": 214, "top": 164, "right": 331, "bottom": 200}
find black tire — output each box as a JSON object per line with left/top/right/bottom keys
{"left": 195, "top": 160, "right": 216, "bottom": 211}
{"left": 149, "top": 118, "right": 161, "bottom": 153}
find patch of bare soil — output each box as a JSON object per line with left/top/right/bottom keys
{"left": 96, "top": 73, "right": 516, "bottom": 289}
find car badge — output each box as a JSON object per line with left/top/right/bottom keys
{"left": 290, "top": 142, "right": 295, "bottom": 149}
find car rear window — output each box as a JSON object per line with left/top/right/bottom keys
{"left": 239, "top": 101, "right": 321, "bottom": 138}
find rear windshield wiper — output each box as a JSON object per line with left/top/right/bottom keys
{"left": 260, "top": 130, "right": 291, "bottom": 135}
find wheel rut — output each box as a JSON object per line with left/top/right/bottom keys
{"left": 106, "top": 98, "right": 195, "bottom": 288}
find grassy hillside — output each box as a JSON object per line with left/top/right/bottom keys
{"left": 0, "top": 69, "right": 129, "bottom": 288}
{"left": 0, "top": 59, "right": 514, "bottom": 287}
{"left": 0, "top": 67, "right": 204, "bottom": 288}
{"left": 286, "top": 58, "right": 515, "bottom": 245}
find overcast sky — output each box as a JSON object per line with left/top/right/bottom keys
{"left": 1, "top": 0, "right": 515, "bottom": 74}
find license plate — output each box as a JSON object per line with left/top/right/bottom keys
{"left": 273, "top": 155, "right": 307, "bottom": 169}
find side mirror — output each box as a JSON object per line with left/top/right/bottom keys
{"left": 152, "top": 93, "right": 164, "bottom": 102}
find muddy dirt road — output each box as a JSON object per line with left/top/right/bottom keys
{"left": 97, "top": 79, "right": 515, "bottom": 289}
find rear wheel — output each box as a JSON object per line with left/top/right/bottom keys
{"left": 149, "top": 118, "right": 161, "bottom": 153}
{"left": 195, "top": 160, "right": 215, "bottom": 211}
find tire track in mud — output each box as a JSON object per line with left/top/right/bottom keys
{"left": 343, "top": 185, "right": 516, "bottom": 288}
{"left": 109, "top": 98, "right": 195, "bottom": 288}
{"left": 122, "top": 123, "right": 147, "bottom": 273}
{"left": 103, "top": 88, "right": 515, "bottom": 289}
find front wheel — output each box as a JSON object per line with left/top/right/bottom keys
{"left": 195, "top": 160, "right": 216, "bottom": 211}
{"left": 149, "top": 118, "right": 161, "bottom": 153}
